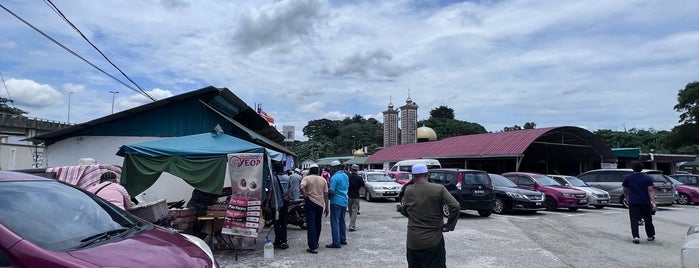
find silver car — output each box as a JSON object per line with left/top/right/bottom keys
{"left": 358, "top": 171, "right": 402, "bottom": 202}
{"left": 682, "top": 225, "right": 699, "bottom": 268}
{"left": 549, "top": 175, "right": 611, "bottom": 209}
{"left": 577, "top": 169, "right": 675, "bottom": 207}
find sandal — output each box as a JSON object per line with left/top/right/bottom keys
{"left": 632, "top": 238, "right": 640, "bottom": 244}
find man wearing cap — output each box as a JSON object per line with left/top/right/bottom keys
{"left": 326, "top": 160, "right": 350, "bottom": 248}
{"left": 400, "top": 164, "right": 460, "bottom": 268}
{"left": 288, "top": 168, "right": 303, "bottom": 201}
{"left": 347, "top": 164, "right": 365, "bottom": 232}
{"left": 300, "top": 164, "right": 329, "bottom": 254}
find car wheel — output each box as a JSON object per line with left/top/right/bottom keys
{"left": 544, "top": 198, "right": 557, "bottom": 211}
{"left": 478, "top": 210, "right": 492, "bottom": 217}
{"left": 594, "top": 205, "right": 605, "bottom": 209}
{"left": 568, "top": 207, "right": 579, "bottom": 212}
{"left": 365, "top": 192, "right": 373, "bottom": 202}
{"left": 677, "top": 193, "right": 690, "bottom": 205}
{"left": 492, "top": 197, "right": 505, "bottom": 214}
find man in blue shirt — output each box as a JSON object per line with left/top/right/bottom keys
{"left": 272, "top": 162, "right": 291, "bottom": 249}
{"left": 326, "top": 160, "right": 349, "bottom": 248}
{"left": 622, "top": 161, "right": 657, "bottom": 244}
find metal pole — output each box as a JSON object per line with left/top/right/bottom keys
{"left": 109, "top": 91, "right": 119, "bottom": 114}
{"left": 67, "top": 92, "right": 73, "bottom": 123}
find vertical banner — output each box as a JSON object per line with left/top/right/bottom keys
{"left": 221, "top": 153, "right": 264, "bottom": 237}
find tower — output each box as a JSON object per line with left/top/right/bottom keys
{"left": 382, "top": 98, "right": 399, "bottom": 147}
{"left": 400, "top": 92, "right": 418, "bottom": 145}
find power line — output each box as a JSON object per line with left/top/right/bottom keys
{"left": 43, "top": 0, "right": 155, "bottom": 101}
{"left": 0, "top": 3, "right": 156, "bottom": 101}
{"left": 0, "top": 72, "right": 14, "bottom": 106}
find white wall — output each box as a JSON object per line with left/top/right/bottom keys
{"left": 0, "top": 143, "right": 43, "bottom": 170}
{"left": 44, "top": 136, "right": 232, "bottom": 203}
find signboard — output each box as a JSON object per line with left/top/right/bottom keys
{"left": 601, "top": 162, "right": 617, "bottom": 169}
{"left": 221, "top": 153, "right": 264, "bottom": 238}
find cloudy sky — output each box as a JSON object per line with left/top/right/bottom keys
{"left": 1, "top": 0, "right": 697, "bottom": 140}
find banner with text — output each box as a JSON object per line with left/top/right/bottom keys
{"left": 221, "top": 153, "right": 264, "bottom": 237}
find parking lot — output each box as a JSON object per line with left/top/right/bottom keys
{"left": 216, "top": 200, "right": 698, "bottom": 268}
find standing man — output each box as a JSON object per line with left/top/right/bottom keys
{"left": 326, "top": 160, "right": 349, "bottom": 248}
{"left": 347, "top": 164, "right": 365, "bottom": 232}
{"left": 300, "top": 164, "right": 329, "bottom": 254}
{"left": 272, "top": 162, "right": 290, "bottom": 250}
{"left": 288, "top": 168, "right": 303, "bottom": 201}
{"left": 622, "top": 161, "right": 657, "bottom": 244}
{"left": 400, "top": 164, "right": 460, "bottom": 268}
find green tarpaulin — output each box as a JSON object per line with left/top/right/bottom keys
{"left": 116, "top": 132, "right": 283, "bottom": 195}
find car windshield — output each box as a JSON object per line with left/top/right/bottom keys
{"left": 394, "top": 173, "right": 410, "bottom": 180}
{"left": 565, "top": 177, "right": 587, "bottom": 187}
{"left": 366, "top": 174, "right": 394, "bottom": 182}
{"left": 490, "top": 174, "right": 517, "bottom": 187}
{"left": 668, "top": 177, "right": 683, "bottom": 185}
{"left": 532, "top": 175, "right": 561, "bottom": 186}
{"left": 0, "top": 181, "right": 142, "bottom": 251}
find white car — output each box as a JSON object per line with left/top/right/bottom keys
{"left": 683, "top": 225, "right": 699, "bottom": 268}
{"left": 358, "top": 171, "right": 402, "bottom": 202}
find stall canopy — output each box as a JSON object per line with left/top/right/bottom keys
{"left": 116, "top": 132, "right": 283, "bottom": 196}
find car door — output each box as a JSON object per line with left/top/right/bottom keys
{"left": 516, "top": 175, "right": 537, "bottom": 191}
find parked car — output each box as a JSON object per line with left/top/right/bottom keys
{"left": 390, "top": 159, "right": 441, "bottom": 172}
{"left": 577, "top": 169, "right": 675, "bottom": 207}
{"left": 358, "top": 171, "right": 402, "bottom": 201}
{"left": 388, "top": 171, "right": 411, "bottom": 185}
{"left": 502, "top": 172, "right": 588, "bottom": 211}
{"left": 671, "top": 174, "right": 699, "bottom": 187}
{"left": 548, "top": 175, "right": 611, "bottom": 209}
{"left": 667, "top": 176, "right": 699, "bottom": 205}
{"left": 0, "top": 171, "right": 217, "bottom": 267}
{"left": 682, "top": 225, "right": 699, "bottom": 268}
{"left": 488, "top": 174, "right": 545, "bottom": 214}
{"left": 428, "top": 169, "right": 495, "bottom": 217}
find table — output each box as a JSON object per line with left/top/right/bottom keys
{"left": 197, "top": 216, "right": 240, "bottom": 260}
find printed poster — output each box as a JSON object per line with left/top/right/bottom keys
{"left": 221, "top": 153, "right": 264, "bottom": 238}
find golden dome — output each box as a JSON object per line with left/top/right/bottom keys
{"left": 417, "top": 125, "right": 437, "bottom": 141}
{"left": 353, "top": 149, "right": 365, "bottom": 157}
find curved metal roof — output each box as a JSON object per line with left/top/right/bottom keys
{"left": 366, "top": 126, "right": 615, "bottom": 163}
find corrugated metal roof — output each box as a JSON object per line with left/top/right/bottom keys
{"left": 367, "top": 127, "right": 560, "bottom": 163}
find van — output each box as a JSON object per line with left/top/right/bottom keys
{"left": 577, "top": 169, "right": 675, "bottom": 207}
{"left": 390, "top": 159, "right": 441, "bottom": 172}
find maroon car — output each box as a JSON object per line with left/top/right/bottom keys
{"left": 388, "top": 171, "right": 411, "bottom": 185}
{"left": 0, "top": 171, "right": 217, "bottom": 267}
{"left": 503, "top": 172, "right": 588, "bottom": 211}
{"left": 668, "top": 176, "right": 699, "bottom": 205}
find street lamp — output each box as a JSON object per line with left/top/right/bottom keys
{"left": 67, "top": 91, "right": 74, "bottom": 123}
{"left": 109, "top": 91, "right": 119, "bottom": 114}
{"left": 352, "top": 135, "right": 356, "bottom": 151}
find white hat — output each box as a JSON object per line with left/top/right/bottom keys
{"left": 310, "top": 164, "right": 319, "bottom": 168}
{"left": 294, "top": 168, "right": 301, "bottom": 173}
{"left": 351, "top": 164, "right": 360, "bottom": 171}
{"left": 330, "top": 160, "right": 341, "bottom": 167}
{"left": 411, "top": 164, "right": 429, "bottom": 174}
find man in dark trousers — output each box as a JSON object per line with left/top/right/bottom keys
{"left": 400, "top": 164, "right": 460, "bottom": 268}
{"left": 622, "top": 161, "right": 657, "bottom": 244}
{"left": 347, "top": 164, "right": 365, "bottom": 232}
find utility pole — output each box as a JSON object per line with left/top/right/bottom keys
{"left": 67, "top": 92, "right": 74, "bottom": 123}
{"left": 109, "top": 91, "right": 119, "bottom": 114}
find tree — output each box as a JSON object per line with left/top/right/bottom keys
{"left": 418, "top": 118, "right": 487, "bottom": 139}
{"left": 429, "top": 106, "right": 454, "bottom": 120}
{"left": 302, "top": 119, "right": 339, "bottom": 141}
{"left": 503, "top": 122, "right": 536, "bottom": 132}
{"left": 675, "top": 81, "right": 699, "bottom": 124}
{"left": 0, "top": 97, "right": 27, "bottom": 115}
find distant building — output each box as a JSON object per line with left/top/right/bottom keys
{"left": 400, "top": 94, "right": 418, "bottom": 145}
{"left": 282, "top": 125, "right": 295, "bottom": 142}
{"left": 382, "top": 99, "right": 399, "bottom": 147}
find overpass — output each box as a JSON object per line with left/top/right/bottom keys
{"left": 0, "top": 113, "right": 69, "bottom": 139}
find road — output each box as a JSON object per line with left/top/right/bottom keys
{"left": 216, "top": 200, "right": 698, "bottom": 268}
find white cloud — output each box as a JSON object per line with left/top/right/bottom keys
{"left": 322, "top": 111, "right": 348, "bottom": 120}
{"left": 298, "top": 101, "right": 324, "bottom": 114}
{"left": 5, "top": 79, "right": 62, "bottom": 108}
{"left": 62, "top": 83, "right": 86, "bottom": 93}
{"left": 117, "top": 88, "right": 174, "bottom": 111}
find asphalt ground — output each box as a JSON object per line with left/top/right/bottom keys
{"left": 215, "top": 200, "right": 699, "bottom": 268}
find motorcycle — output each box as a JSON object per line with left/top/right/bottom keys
{"left": 262, "top": 199, "right": 306, "bottom": 230}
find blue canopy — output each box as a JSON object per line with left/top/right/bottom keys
{"left": 116, "top": 132, "right": 282, "bottom": 160}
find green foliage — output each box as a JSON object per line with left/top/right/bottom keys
{"left": 418, "top": 118, "right": 487, "bottom": 139}
{"left": 503, "top": 122, "right": 536, "bottom": 131}
{"left": 0, "top": 97, "right": 27, "bottom": 115}
{"left": 297, "top": 115, "right": 383, "bottom": 161}
{"left": 429, "top": 106, "right": 455, "bottom": 120}
{"left": 666, "top": 124, "right": 699, "bottom": 154}
{"left": 674, "top": 81, "right": 699, "bottom": 124}
{"left": 593, "top": 128, "right": 672, "bottom": 153}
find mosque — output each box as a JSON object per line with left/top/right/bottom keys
{"left": 381, "top": 93, "right": 437, "bottom": 147}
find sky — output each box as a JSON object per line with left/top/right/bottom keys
{"left": 1, "top": 0, "right": 698, "bottom": 141}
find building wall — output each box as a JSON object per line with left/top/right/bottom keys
{"left": 0, "top": 143, "right": 43, "bottom": 170}
{"left": 400, "top": 103, "right": 418, "bottom": 145}
{"left": 382, "top": 109, "right": 399, "bottom": 147}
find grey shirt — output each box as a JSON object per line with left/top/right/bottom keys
{"left": 288, "top": 173, "right": 302, "bottom": 200}
{"left": 400, "top": 182, "right": 460, "bottom": 250}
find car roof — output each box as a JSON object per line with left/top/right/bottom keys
{"left": 0, "top": 171, "right": 53, "bottom": 182}
{"left": 502, "top": 171, "right": 543, "bottom": 176}
{"left": 431, "top": 168, "right": 486, "bottom": 173}
{"left": 581, "top": 169, "right": 663, "bottom": 174}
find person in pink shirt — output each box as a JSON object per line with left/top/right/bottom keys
{"left": 87, "top": 172, "right": 135, "bottom": 210}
